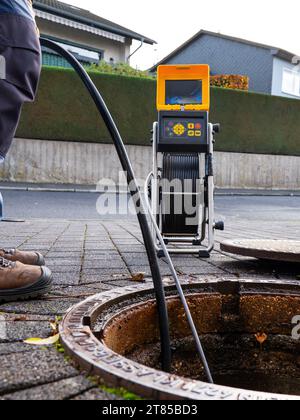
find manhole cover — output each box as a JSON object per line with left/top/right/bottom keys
{"left": 221, "top": 239, "right": 300, "bottom": 263}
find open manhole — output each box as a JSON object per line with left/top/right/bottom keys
{"left": 220, "top": 239, "right": 300, "bottom": 263}
{"left": 60, "top": 280, "right": 300, "bottom": 400}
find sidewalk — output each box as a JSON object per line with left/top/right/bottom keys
{"left": 0, "top": 209, "right": 299, "bottom": 399}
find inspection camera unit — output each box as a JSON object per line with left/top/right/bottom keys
{"left": 146, "top": 65, "right": 224, "bottom": 258}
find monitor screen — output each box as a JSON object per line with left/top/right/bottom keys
{"left": 165, "top": 80, "right": 203, "bottom": 105}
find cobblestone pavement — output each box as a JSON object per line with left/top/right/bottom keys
{"left": 0, "top": 208, "right": 299, "bottom": 400}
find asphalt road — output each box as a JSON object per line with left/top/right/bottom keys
{"left": 1, "top": 190, "right": 300, "bottom": 221}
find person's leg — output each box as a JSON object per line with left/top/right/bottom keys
{"left": 0, "top": 79, "right": 45, "bottom": 265}
{"left": 0, "top": 79, "right": 26, "bottom": 159}
{"left": 0, "top": 52, "right": 52, "bottom": 302}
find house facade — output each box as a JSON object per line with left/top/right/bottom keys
{"left": 151, "top": 30, "right": 300, "bottom": 99}
{"left": 33, "top": 0, "right": 155, "bottom": 67}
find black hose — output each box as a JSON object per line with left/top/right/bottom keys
{"left": 39, "top": 38, "right": 172, "bottom": 372}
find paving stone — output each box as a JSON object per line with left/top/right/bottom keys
{"left": 80, "top": 273, "right": 130, "bottom": 285}
{"left": 104, "top": 279, "right": 137, "bottom": 287}
{"left": 83, "top": 251, "right": 120, "bottom": 257}
{"left": 46, "top": 259, "right": 82, "bottom": 266}
{"left": 83, "top": 253, "right": 121, "bottom": 261}
{"left": 50, "top": 267, "right": 81, "bottom": 275}
{"left": 117, "top": 246, "right": 147, "bottom": 253}
{"left": 46, "top": 252, "right": 82, "bottom": 259}
{"left": 83, "top": 261, "right": 127, "bottom": 270}
{"left": 0, "top": 321, "right": 52, "bottom": 343}
{"left": 0, "top": 348, "right": 78, "bottom": 395}
{"left": 0, "top": 376, "right": 94, "bottom": 400}
{"left": 52, "top": 272, "right": 80, "bottom": 286}
{"left": 122, "top": 256, "right": 153, "bottom": 266}
{"left": 128, "top": 265, "right": 177, "bottom": 276}
{"left": 0, "top": 342, "right": 34, "bottom": 356}
{"left": 208, "top": 260, "right": 272, "bottom": 274}
{"left": 174, "top": 265, "right": 227, "bottom": 275}
{"left": 82, "top": 283, "right": 114, "bottom": 291}
{"left": 49, "top": 284, "right": 112, "bottom": 297}
{"left": 167, "top": 257, "right": 218, "bottom": 267}
{"left": 0, "top": 299, "right": 80, "bottom": 316}
{"left": 1, "top": 313, "right": 55, "bottom": 322}
{"left": 82, "top": 268, "right": 130, "bottom": 276}
{"left": 84, "top": 245, "right": 115, "bottom": 251}
{"left": 20, "top": 246, "right": 50, "bottom": 252}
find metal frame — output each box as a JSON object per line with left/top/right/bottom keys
{"left": 145, "top": 121, "right": 216, "bottom": 256}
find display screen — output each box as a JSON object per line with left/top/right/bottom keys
{"left": 165, "top": 80, "right": 203, "bottom": 105}
{"left": 162, "top": 117, "right": 203, "bottom": 140}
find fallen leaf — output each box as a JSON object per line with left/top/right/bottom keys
{"left": 131, "top": 273, "right": 146, "bottom": 283}
{"left": 24, "top": 333, "right": 60, "bottom": 346}
{"left": 255, "top": 333, "right": 268, "bottom": 345}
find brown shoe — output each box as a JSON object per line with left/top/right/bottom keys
{"left": 0, "top": 248, "right": 45, "bottom": 266}
{"left": 0, "top": 257, "right": 52, "bottom": 303}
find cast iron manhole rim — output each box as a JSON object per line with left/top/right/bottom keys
{"left": 220, "top": 239, "right": 300, "bottom": 263}
{"left": 59, "top": 279, "right": 300, "bottom": 400}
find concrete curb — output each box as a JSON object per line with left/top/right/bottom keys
{"left": 0, "top": 184, "right": 300, "bottom": 196}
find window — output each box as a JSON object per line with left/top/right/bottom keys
{"left": 41, "top": 39, "right": 102, "bottom": 69}
{"left": 282, "top": 68, "right": 300, "bottom": 97}
{"left": 57, "top": 42, "right": 101, "bottom": 64}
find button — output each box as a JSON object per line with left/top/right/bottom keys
{"left": 195, "top": 123, "right": 201, "bottom": 129}
{"left": 195, "top": 130, "right": 202, "bottom": 137}
{"left": 188, "top": 131, "right": 195, "bottom": 137}
{"left": 173, "top": 124, "right": 185, "bottom": 135}
{"left": 188, "top": 123, "right": 195, "bottom": 129}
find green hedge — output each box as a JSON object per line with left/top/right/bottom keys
{"left": 17, "top": 67, "right": 300, "bottom": 156}
{"left": 210, "top": 89, "right": 300, "bottom": 156}
{"left": 17, "top": 67, "right": 157, "bottom": 146}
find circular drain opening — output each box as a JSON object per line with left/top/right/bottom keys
{"left": 100, "top": 293, "right": 300, "bottom": 396}
{"left": 60, "top": 280, "right": 300, "bottom": 400}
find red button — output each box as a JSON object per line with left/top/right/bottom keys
{"left": 195, "top": 123, "right": 201, "bottom": 129}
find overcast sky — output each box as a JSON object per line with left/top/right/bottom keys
{"left": 62, "top": 0, "right": 300, "bottom": 69}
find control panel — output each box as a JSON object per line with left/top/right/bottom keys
{"left": 158, "top": 111, "right": 208, "bottom": 153}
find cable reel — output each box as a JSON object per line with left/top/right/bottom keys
{"left": 161, "top": 153, "right": 201, "bottom": 236}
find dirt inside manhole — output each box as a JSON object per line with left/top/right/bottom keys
{"left": 99, "top": 293, "right": 300, "bottom": 396}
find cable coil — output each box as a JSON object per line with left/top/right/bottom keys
{"left": 161, "top": 153, "right": 200, "bottom": 236}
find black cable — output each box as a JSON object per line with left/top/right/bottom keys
{"left": 40, "top": 38, "right": 172, "bottom": 372}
